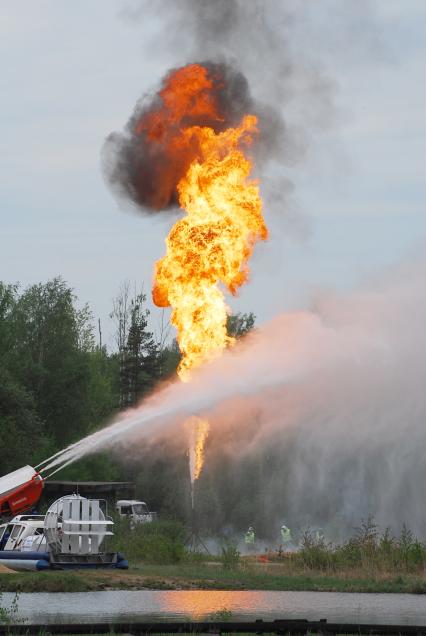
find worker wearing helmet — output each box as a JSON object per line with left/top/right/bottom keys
{"left": 280, "top": 524, "right": 292, "bottom": 546}
{"left": 245, "top": 526, "right": 255, "bottom": 552}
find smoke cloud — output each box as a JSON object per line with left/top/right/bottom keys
{"left": 45, "top": 254, "right": 426, "bottom": 537}
{"left": 103, "top": 62, "right": 261, "bottom": 211}
{"left": 105, "top": 0, "right": 338, "bottom": 214}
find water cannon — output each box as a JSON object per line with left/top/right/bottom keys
{"left": 0, "top": 445, "right": 86, "bottom": 520}
{"left": 0, "top": 466, "right": 44, "bottom": 519}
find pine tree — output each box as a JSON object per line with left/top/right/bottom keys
{"left": 121, "top": 292, "right": 160, "bottom": 406}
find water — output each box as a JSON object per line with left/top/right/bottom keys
{"left": 2, "top": 590, "right": 426, "bottom": 626}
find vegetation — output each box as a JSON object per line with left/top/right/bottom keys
{"left": 0, "top": 277, "right": 172, "bottom": 471}
{"left": 294, "top": 517, "right": 426, "bottom": 577}
{"left": 111, "top": 518, "right": 186, "bottom": 564}
{"left": 0, "top": 592, "right": 21, "bottom": 625}
{"left": 2, "top": 559, "right": 426, "bottom": 594}
{"left": 220, "top": 542, "right": 241, "bottom": 570}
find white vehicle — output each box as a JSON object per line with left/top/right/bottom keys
{"left": 116, "top": 500, "right": 156, "bottom": 524}
{"left": 0, "top": 515, "right": 46, "bottom": 552}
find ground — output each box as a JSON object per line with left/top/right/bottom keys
{"left": 1, "top": 560, "right": 426, "bottom": 593}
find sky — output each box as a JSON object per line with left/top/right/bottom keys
{"left": 1, "top": 0, "right": 425, "bottom": 348}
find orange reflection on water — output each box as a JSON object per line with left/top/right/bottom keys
{"left": 157, "top": 589, "right": 271, "bottom": 619}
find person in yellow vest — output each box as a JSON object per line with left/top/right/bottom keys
{"left": 280, "top": 524, "right": 292, "bottom": 548}
{"left": 245, "top": 526, "right": 255, "bottom": 552}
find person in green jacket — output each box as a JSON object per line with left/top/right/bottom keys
{"left": 280, "top": 524, "right": 292, "bottom": 547}
{"left": 245, "top": 526, "right": 255, "bottom": 551}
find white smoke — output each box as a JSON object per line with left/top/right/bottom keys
{"left": 44, "top": 253, "right": 426, "bottom": 535}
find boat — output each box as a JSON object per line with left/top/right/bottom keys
{"left": 0, "top": 494, "right": 128, "bottom": 571}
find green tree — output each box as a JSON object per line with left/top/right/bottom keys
{"left": 227, "top": 312, "right": 256, "bottom": 338}
{"left": 110, "top": 281, "right": 132, "bottom": 408}
{"left": 86, "top": 348, "right": 119, "bottom": 425}
{"left": 0, "top": 282, "right": 18, "bottom": 363}
{"left": 158, "top": 338, "right": 181, "bottom": 379}
{"left": 9, "top": 278, "right": 95, "bottom": 446}
{"left": 121, "top": 292, "right": 160, "bottom": 406}
{"left": 0, "top": 367, "right": 53, "bottom": 474}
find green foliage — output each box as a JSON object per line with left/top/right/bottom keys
{"left": 296, "top": 518, "right": 426, "bottom": 575}
{"left": 0, "top": 592, "right": 22, "bottom": 625}
{"left": 158, "top": 339, "right": 181, "bottom": 379}
{"left": 227, "top": 312, "right": 256, "bottom": 339}
{"left": 298, "top": 528, "right": 332, "bottom": 571}
{"left": 56, "top": 452, "right": 122, "bottom": 483}
{"left": 0, "top": 283, "right": 18, "bottom": 362}
{"left": 0, "top": 276, "right": 165, "bottom": 480}
{"left": 5, "top": 277, "right": 97, "bottom": 446}
{"left": 220, "top": 541, "right": 241, "bottom": 570}
{"left": 110, "top": 282, "right": 162, "bottom": 409}
{"left": 209, "top": 608, "right": 233, "bottom": 621}
{"left": 0, "top": 367, "right": 54, "bottom": 474}
{"left": 112, "top": 519, "right": 187, "bottom": 564}
{"left": 121, "top": 292, "right": 160, "bottom": 406}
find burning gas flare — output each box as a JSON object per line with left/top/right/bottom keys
{"left": 112, "top": 63, "right": 267, "bottom": 481}
{"left": 153, "top": 113, "right": 266, "bottom": 377}
{"left": 186, "top": 416, "right": 210, "bottom": 484}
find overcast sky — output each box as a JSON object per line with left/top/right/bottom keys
{"left": 1, "top": 1, "right": 425, "bottom": 347}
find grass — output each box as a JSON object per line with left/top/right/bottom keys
{"left": 1, "top": 560, "right": 426, "bottom": 594}
{"left": 2, "top": 517, "right": 426, "bottom": 593}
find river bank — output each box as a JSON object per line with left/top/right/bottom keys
{"left": 1, "top": 562, "right": 426, "bottom": 594}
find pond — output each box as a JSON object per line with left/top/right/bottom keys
{"left": 1, "top": 590, "right": 426, "bottom": 626}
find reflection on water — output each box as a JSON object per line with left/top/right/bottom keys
{"left": 1, "top": 590, "right": 426, "bottom": 626}
{"left": 160, "top": 590, "right": 254, "bottom": 620}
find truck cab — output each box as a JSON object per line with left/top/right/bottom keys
{"left": 116, "top": 500, "right": 156, "bottom": 525}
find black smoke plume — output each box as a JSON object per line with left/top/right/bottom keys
{"left": 103, "top": 61, "right": 278, "bottom": 212}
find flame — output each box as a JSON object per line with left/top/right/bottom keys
{"left": 152, "top": 113, "right": 267, "bottom": 377}
{"left": 186, "top": 416, "right": 210, "bottom": 483}
{"left": 147, "top": 64, "right": 267, "bottom": 480}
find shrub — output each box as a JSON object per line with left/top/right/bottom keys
{"left": 221, "top": 542, "right": 240, "bottom": 570}
{"left": 298, "top": 529, "right": 333, "bottom": 571}
{"left": 295, "top": 518, "right": 426, "bottom": 576}
{"left": 112, "top": 518, "right": 186, "bottom": 564}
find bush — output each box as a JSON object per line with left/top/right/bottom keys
{"left": 298, "top": 529, "right": 333, "bottom": 571}
{"left": 112, "top": 518, "right": 186, "bottom": 564}
{"left": 295, "top": 518, "right": 426, "bottom": 576}
{"left": 221, "top": 542, "right": 240, "bottom": 570}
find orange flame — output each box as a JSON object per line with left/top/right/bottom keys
{"left": 149, "top": 64, "right": 267, "bottom": 479}
{"left": 186, "top": 416, "right": 210, "bottom": 483}
{"left": 153, "top": 113, "right": 267, "bottom": 377}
